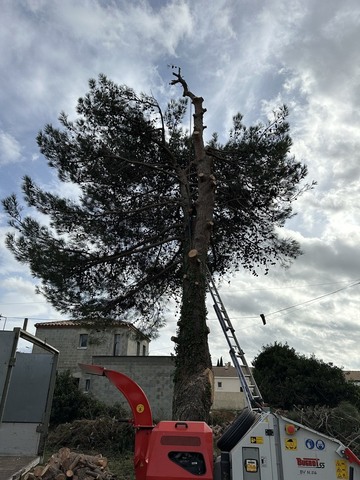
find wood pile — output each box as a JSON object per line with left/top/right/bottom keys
{"left": 26, "top": 447, "right": 116, "bottom": 480}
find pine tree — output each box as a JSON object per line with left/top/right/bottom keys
{"left": 3, "top": 70, "right": 313, "bottom": 420}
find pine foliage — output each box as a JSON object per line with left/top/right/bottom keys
{"left": 3, "top": 74, "right": 312, "bottom": 336}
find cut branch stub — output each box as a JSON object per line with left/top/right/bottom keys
{"left": 188, "top": 249, "right": 199, "bottom": 258}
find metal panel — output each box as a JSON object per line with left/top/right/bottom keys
{"left": 0, "top": 423, "right": 40, "bottom": 455}
{"left": 2, "top": 353, "right": 54, "bottom": 422}
{"left": 242, "top": 447, "right": 261, "bottom": 480}
{"left": 0, "top": 332, "right": 16, "bottom": 394}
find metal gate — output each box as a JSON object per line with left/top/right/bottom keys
{"left": 0, "top": 328, "right": 58, "bottom": 456}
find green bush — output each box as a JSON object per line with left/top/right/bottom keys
{"left": 50, "top": 370, "right": 128, "bottom": 426}
{"left": 253, "top": 342, "right": 360, "bottom": 409}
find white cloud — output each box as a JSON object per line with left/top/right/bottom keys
{"left": 0, "top": 131, "right": 22, "bottom": 165}
{"left": 0, "top": 0, "right": 359, "bottom": 370}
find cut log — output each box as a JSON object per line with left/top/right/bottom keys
{"left": 55, "top": 475, "right": 66, "bottom": 480}
{"left": 97, "top": 458, "right": 107, "bottom": 469}
{"left": 39, "top": 463, "right": 51, "bottom": 478}
{"left": 68, "top": 455, "right": 81, "bottom": 472}
{"left": 24, "top": 474, "right": 36, "bottom": 480}
{"left": 58, "top": 447, "right": 71, "bottom": 464}
{"left": 33, "top": 466, "right": 44, "bottom": 478}
{"left": 30, "top": 448, "right": 111, "bottom": 480}
{"left": 85, "top": 471, "right": 101, "bottom": 479}
{"left": 42, "top": 466, "right": 63, "bottom": 480}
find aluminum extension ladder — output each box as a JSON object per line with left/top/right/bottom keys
{"left": 206, "top": 268, "right": 263, "bottom": 409}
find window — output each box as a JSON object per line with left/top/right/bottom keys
{"left": 85, "top": 379, "right": 91, "bottom": 392}
{"left": 79, "top": 334, "right": 88, "bottom": 348}
{"left": 137, "top": 341, "right": 141, "bottom": 356}
{"left": 114, "top": 334, "right": 121, "bottom": 356}
{"left": 142, "top": 345, "right": 146, "bottom": 356}
{"left": 217, "top": 381, "right": 222, "bottom": 388}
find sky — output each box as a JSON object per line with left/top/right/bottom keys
{"left": 0, "top": 0, "right": 359, "bottom": 370}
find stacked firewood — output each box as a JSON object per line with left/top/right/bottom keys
{"left": 26, "top": 447, "right": 116, "bottom": 480}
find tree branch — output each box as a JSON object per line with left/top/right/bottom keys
{"left": 102, "top": 257, "right": 182, "bottom": 313}
{"left": 101, "top": 153, "right": 180, "bottom": 180}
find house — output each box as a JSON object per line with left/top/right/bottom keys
{"left": 33, "top": 320, "right": 175, "bottom": 419}
{"left": 32, "top": 320, "right": 251, "bottom": 417}
{"left": 212, "top": 365, "right": 360, "bottom": 411}
{"left": 344, "top": 370, "right": 360, "bottom": 387}
{"left": 212, "top": 364, "right": 252, "bottom": 411}
{"left": 33, "top": 319, "right": 150, "bottom": 378}
{"left": 32, "top": 319, "right": 360, "bottom": 419}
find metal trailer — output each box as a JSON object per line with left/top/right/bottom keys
{"left": 217, "top": 408, "right": 360, "bottom": 480}
{"left": 0, "top": 327, "right": 58, "bottom": 480}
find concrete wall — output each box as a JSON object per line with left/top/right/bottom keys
{"left": 33, "top": 324, "right": 249, "bottom": 416}
{"left": 87, "top": 356, "right": 175, "bottom": 420}
{"left": 82, "top": 357, "right": 247, "bottom": 418}
{"left": 212, "top": 391, "right": 246, "bottom": 410}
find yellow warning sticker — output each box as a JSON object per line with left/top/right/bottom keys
{"left": 250, "top": 436, "right": 264, "bottom": 444}
{"left": 335, "top": 460, "right": 348, "bottom": 479}
{"left": 285, "top": 438, "right": 297, "bottom": 450}
{"left": 136, "top": 403, "right": 145, "bottom": 413}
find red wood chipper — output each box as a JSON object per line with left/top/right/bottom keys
{"left": 80, "top": 363, "right": 360, "bottom": 480}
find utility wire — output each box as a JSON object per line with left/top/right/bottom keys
{"left": 2, "top": 281, "right": 359, "bottom": 325}
{"left": 211, "top": 280, "right": 360, "bottom": 321}
{"left": 265, "top": 281, "right": 360, "bottom": 318}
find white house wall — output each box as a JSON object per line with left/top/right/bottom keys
{"left": 213, "top": 375, "right": 246, "bottom": 410}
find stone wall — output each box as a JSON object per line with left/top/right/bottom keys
{"left": 33, "top": 325, "right": 149, "bottom": 374}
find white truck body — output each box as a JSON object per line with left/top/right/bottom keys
{"left": 228, "top": 410, "right": 359, "bottom": 480}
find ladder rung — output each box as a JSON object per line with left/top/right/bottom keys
{"left": 207, "top": 266, "right": 262, "bottom": 408}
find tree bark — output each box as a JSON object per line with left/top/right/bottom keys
{"left": 171, "top": 70, "right": 215, "bottom": 421}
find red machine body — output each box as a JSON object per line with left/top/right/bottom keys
{"left": 79, "top": 364, "right": 213, "bottom": 480}
{"left": 79, "top": 364, "right": 154, "bottom": 480}
{"left": 145, "top": 421, "right": 213, "bottom": 480}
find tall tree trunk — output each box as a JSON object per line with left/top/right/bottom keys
{"left": 171, "top": 71, "right": 215, "bottom": 421}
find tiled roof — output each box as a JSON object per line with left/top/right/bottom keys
{"left": 213, "top": 365, "right": 252, "bottom": 377}
{"left": 34, "top": 319, "right": 149, "bottom": 338}
{"left": 343, "top": 370, "right": 360, "bottom": 382}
